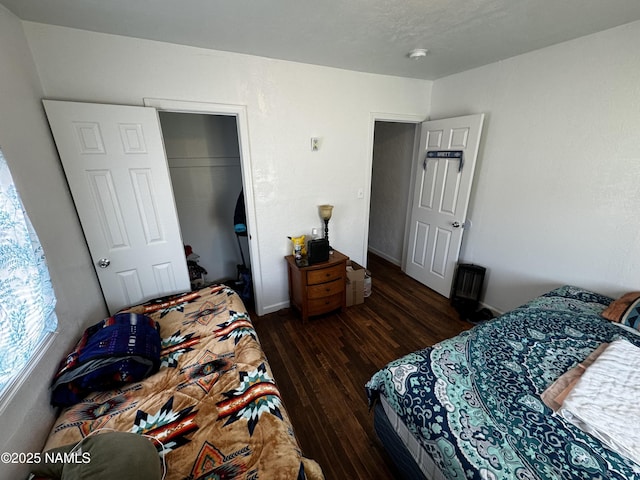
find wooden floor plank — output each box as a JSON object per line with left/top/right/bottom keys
{"left": 253, "top": 253, "right": 471, "bottom": 479}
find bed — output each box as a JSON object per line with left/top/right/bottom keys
{"left": 38, "top": 285, "right": 323, "bottom": 480}
{"left": 366, "top": 285, "right": 640, "bottom": 480}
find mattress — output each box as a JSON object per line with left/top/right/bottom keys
{"left": 375, "top": 394, "right": 446, "bottom": 480}
{"left": 366, "top": 286, "right": 640, "bottom": 480}
{"left": 40, "top": 285, "right": 323, "bottom": 480}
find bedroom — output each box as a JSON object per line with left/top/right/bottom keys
{"left": 1, "top": 1, "right": 639, "bottom": 479}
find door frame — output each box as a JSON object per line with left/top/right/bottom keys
{"left": 143, "top": 98, "right": 263, "bottom": 315}
{"left": 364, "top": 112, "right": 426, "bottom": 267}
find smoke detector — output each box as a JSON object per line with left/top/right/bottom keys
{"left": 408, "top": 48, "right": 429, "bottom": 59}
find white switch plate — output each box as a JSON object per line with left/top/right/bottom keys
{"left": 311, "top": 137, "right": 320, "bottom": 151}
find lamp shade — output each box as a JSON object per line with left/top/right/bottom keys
{"left": 319, "top": 204, "right": 333, "bottom": 220}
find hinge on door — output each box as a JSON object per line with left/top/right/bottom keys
{"left": 424, "top": 150, "right": 464, "bottom": 172}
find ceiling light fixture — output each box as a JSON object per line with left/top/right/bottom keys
{"left": 408, "top": 48, "right": 429, "bottom": 59}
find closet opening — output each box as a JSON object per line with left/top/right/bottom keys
{"left": 158, "top": 112, "right": 252, "bottom": 306}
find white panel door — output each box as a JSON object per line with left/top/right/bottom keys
{"left": 404, "top": 114, "right": 484, "bottom": 297}
{"left": 43, "top": 100, "right": 190, "bottom": 314}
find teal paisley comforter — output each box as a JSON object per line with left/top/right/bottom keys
{"left": 366, "top": 286, "right": 640, "bottom": 479}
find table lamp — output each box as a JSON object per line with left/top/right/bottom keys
{"left": 318, "top": 204, "right": 334, "bottom": 250}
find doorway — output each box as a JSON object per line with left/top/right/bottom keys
{"left": 158, "top": 112, "right": 248, "bottom": 288}
{"left": 144, "top": 98, "right": 263, "bottom": 314}
{"left": 367, "top": 119, "right": 420, "bottom": 266}
{"left": 368, "top": 114, "right": 485, "bottom": 298}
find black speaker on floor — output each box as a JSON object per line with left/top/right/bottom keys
{"left": 451, "top": 263, "right": 486, "bottom": 317}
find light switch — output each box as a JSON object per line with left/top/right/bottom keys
{"left": 311, "top": 137, "right": 320, "bottom": 151}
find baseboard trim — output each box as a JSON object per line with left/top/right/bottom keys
{"left": 479, "top": 301, "right": 503, "bottom": 317}
{"left": 367, "top": 247, "right": 401, "bottom": 266}
{"left": 260, "top": 300, "right": 290, "bottom": 316}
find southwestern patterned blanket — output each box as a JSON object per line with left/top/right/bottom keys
{"left": 42, "top": 285, "right": 323, "bottom": 480}
{"left": 366, "top": 286, "right": 640, "bottom": 479}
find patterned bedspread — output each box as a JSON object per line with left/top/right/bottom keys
{"left": 43, "top": 285, "right": 323, "bottom": 480}
{"left": 366, "top": 286, "right": 640, "bottom": 479}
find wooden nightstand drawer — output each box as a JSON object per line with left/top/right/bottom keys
{"left": 307, "top": 264, "right": 343, "bottom": 285}
{"left": 307, "top": 279, "right": 343, "bottom": 299}
{"left": 308, "top": 293, "right": 343, "bottom": 315}
{"left": 285, "top": 250, "right": 348, "bottom": 322}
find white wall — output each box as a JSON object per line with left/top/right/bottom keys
{"left": 431, "top": 20, "right": 640, "bottom": 312}
{"left": 2, "top": 13, "right": 638, "bottom": 475}
{"left": 369, "top": 121, "right": 416, "bottom": 265}
{"left": 23, "top": 22, "right": 432, "bottom": 314}
{"left": 160, "top": 112, "right": 244, "bottom": 283}
{"left": 0, "top": 7, "right": 107, "bottom": 479}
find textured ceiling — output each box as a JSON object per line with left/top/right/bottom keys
{"left": 3, "top": 0, "right": 640, "bottom": 80}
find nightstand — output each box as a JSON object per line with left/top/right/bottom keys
{"left": 285, "top": 250, "right": 348, "bottom": 322}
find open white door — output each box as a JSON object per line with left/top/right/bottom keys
{"left": 404, "top": 113, "right": 484, "bottom": 297}
{"left": 44, "top": 100, "right": 190, "bottom": 314}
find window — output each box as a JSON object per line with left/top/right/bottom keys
{"left": 0, "top": 148, "right": 57, "bottom": 395}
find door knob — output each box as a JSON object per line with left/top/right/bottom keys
{"left": 97, "top": 258, "right": 111, "bottom": 268}
{"left": 452, "top": 221, "right": 461, "bottom": 228}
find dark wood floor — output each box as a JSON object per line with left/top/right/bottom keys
{"left": 253, "top": 253, "right": 472, "bottom": 480}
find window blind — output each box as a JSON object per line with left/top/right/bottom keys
{"left": 0, "top": 148, "right": 57, "bottom": 392}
